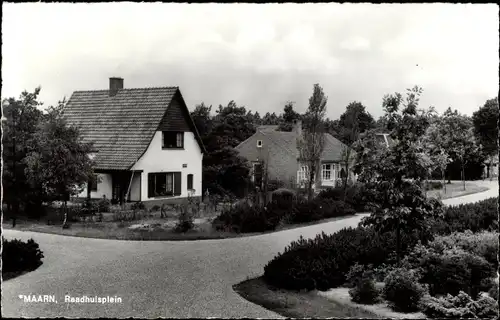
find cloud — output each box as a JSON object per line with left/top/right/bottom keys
{"left": 340, "top": 36, "right": 371, "bottom": 51}
{"left": 2, "top": 3, "right": 498, "bottom": 120}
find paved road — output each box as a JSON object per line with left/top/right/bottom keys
{"left": 2, "top": 180, "right": 497, "bottom": 318}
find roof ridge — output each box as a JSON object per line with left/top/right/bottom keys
{"left": 73, "top": 86, "right": 179, "bottom": 93}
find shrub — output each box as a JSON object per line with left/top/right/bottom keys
{"left": 2, "top": 237, "right": 44, "bottom": 273}
{"left": 112, "top": 210, "right": 138, "bottom": 222}
{"left": 150, "top": 205, "right": 161, "bottom": 212}
{"left": 97, "top": 198, "right": 111, "bottom": 213}
{"left": 421, "top": 291, "right": 499, "bottom": 318}
{"left": 425, "top": 181, "right": 443, "bottom": 191}
{"left": 349, "top": 271, "right": 381, "bottom": 305}
{"left": 212, "top": 202, "right": 284, "bottom": 233}
{"left": 429, "top": 231, "right": 498, "bottom": 268}
{"left": 317, "top": 183, "right": 370, "bottom": 212}
{"left": 488, "top": 281, "right": 498, "bottom": 299}
{"left": 263, "top": 227, "right": 409, "bottom": 291}
{"left": 382, "top": 267, "right": 426, "bottom": 312}
{"left": 174, "top": 211, "right": 195, "bottom": 233}
{"left": 287, "top": 199, "right": 355, "bottom": 224}
{"left": 271, "top": 188, "right": 296, "bottom": 210}
{"left": 432, "top": 197, "right": 498, "bottom": 235}
{"left": 131, "top": 201, "right": 146, "bottom": 211}
{"left": 405, "top": 244, "right": 495, "bottom": 297}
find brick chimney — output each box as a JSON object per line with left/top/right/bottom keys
{"left": 293, "top": 119, "right": 302, "bottom": 137}
{"left": 109, "top": 77, "right": 123, "bottom": 96}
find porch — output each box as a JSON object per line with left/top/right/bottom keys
{"left": 80, "top": 170, "right": 142, "bottom": 204}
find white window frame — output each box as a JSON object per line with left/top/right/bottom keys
{"left": 297, "top": 165, "right": 309, "bottom": 186}
{"left": 322, "top": 164, "right": 332, "bottom": 181}
{"left": 257, "top": 140, "right": 263, "bottom": 148}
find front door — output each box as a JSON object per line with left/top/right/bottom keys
{"left": 112, "top": 173, "right": 127, "bottom": 204}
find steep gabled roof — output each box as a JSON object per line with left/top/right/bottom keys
{"left": 63, "top": 87, "right": 205, "bottom": 170}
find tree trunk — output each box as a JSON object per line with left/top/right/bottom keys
{"left": 308, "top": 165, "right": 315, "bottom": 201}
{"left": 343, "top": 163, "right": 349, "bottom": 202}
{"left": 462, "top": 163, "right": 466, "bottom": 191}
{"left": 62, "top": 200, "right": 68, "bottom": 229}
{"left": 442, "top": 169, "right": 446, "bottom": 194}
{"left": 396, "top": 225, "right": 401, "bottom": 266}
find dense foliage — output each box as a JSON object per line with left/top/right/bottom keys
{"left": 263, "top": 227, "right": 421, "bottom": 291}
{"left": 403, "top": 233, "right": 497, "bottom": 297}
{"left": 421, "top": 291, "right": 499, "bottom": 318}
{"left": 317, "top": 183, "right": 371, "bottom": 212}
{"left": 348, "top": 269, "right": 381, "bottom": 305}
{"left": 382, "top": 267, "right": 427, "bottom": 312}
{"left": 431, "top": 197, "right": 498, "bottom": 235}
{"left": 2, "top": 237, "right": 44, "bottom": 273}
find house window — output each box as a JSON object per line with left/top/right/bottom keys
{"left": 187, "top": 174, "right": 193, "bottom": 190}
{"left": 257, "top": 140, "right": 263, "bottom": 148}
{"left": 297, "top": 165, "right": 309, "bottom": 184}
{"left": 252, "top": 162, "right": 263, "bottom": 188}
{"left": 162, "top": 131, "right": 184, "bottom": 149}
{"left": 322, "top": 164, "right": 332, "bottom": 181}
{"left": 89, "top": 174, "right": 98, "bottom": 191}
{"left": 148, "top": 172, "right": 182, "bottom": 197}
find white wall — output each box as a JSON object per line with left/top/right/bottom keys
{"left": 77, "top": 173, "right": 113, "bottom": 199}
{"left": 131, "top": 131, "right": 203, "bottom": 201}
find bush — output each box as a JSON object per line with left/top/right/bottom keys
{"left": 488, "top": 281, "right": 498, "bottom": 299}
{"left": 2, "top": 237, "right": 44, "bottom": 273}
{"left": 349, "top": 271, "right": 381, "bottom": 305}
{"left": 263, "top": 227, "right": 410, "bottom": 291}
{"left": 131, "top": 201, "right": 146, "bottom": 211}
{"left": 421, "top": 291, "right": 499, "bottom": 318}
{"left": 425, "top": 181, "right": 443, "bottom": 191}
{"left": 212, "top": 202, "right": 284, "bottom": 233}
{"left": 432, "top": 197, "right": 498, "bottom": 235}
{"left": 429, "top": 231, "right": 498, "bottom": 268}
{"left": 288, "top": 199, "right": 355, "bottom": 224}
{"left": 382, "top": 267, "right": 426, "bottom": 312}
{"left": 346, "top": 263, "right": 372, "bottom": 288}
{"left": 150, "top": 205, "right": 161, "bottom": 212}
{"left": 174, "top": 211, "right": 195, "bottom": 233}
{"left": 112, "top": 210, "right": 139, "bottom": 222}
{"left": 267, "top": 179, "right": 285, "bottom": 192}
{"left": 271, "top": 188, "right": 296, "bottom": 210}
{"left": 97, "top": 198, "right": 111, "bottom": 213}
{"left": 317, "top": 183, "right": 370, "bottom": 212}
{"left": 405, "top": 244, "right": 495, "bottom": 297}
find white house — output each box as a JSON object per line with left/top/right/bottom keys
{"left": 63, "top": 77, "right": 205, "bottom": 206}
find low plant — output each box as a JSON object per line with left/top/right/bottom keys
{"left": 421, "top": 291, "right": 499, "bottom": 318}
{"left": 2, "top": 237, "right": 44, "bottom": 273}
{"left": 431, "top": 197, "right": 498, "bottom": 235}
{"left": 212, "top": 202, "right": 284, "bottom": 233}
{"left": 405, "top": 242, "right": 496, "bottom": 297}
{"left": 131, "top": 201, "right": 146, "bottom": 211}
{"left": 263, "top": 227, "right": 407, "bottom": 291}
{"left": 348, "top": 270, "right": 381, "bottom": 305}
{"left": 150, "top": 205, "right": 161, "bottom": 213}
{"left": 488, "top": 281, "right": 498, "bottom": 299}
{"left": 382, "top": 267, "right": 426, "bottom": 312}
{"left": 97, "top": 197, "right": 111, "bottom": 213}
{"left": 174, "top": 211, "right": 195, "bottom": 233}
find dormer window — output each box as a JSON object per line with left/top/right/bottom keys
{"left": 257, "top": 140, "right": 263, "bottom": 148}
{"left": 163, "top": 131, "right": 184, "bottom": 149}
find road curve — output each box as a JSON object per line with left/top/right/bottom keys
{"left": 2, "top": 180, "right": 497, "bottom": 318}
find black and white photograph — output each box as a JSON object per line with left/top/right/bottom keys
{"left": 1, "top": 2, "right": 499, "bottom": 318}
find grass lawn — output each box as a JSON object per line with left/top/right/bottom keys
{"left": 426, "top": 180, "right": 489, "bottom": 200}
{"left": 233, "top": 277, "right": 382, "bottom": 319}
{"left": 2, "top": 211, "right": 357, "bottom": 241}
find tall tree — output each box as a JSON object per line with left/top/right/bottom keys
{"left": 353, "top": 86, "right": 443, "bottom": 264}
{"left": 261, "top": 112, "right": 280, "bottom": 125}
{"left": 338, "top": 101, "right": 375, "bottom": 144}
{"left": 278, "top": 101, "right": 300, "bottom": 131}
{"left": 472, "top": 97, "right": 499, "bottom": 179}
{"left": 24, "top": 100, "right": 96, "bottom": 228}
{"left": 191, "top": 102, "right": 213, "bottom": 139}
{"left": 298, "top": 84, "right": 327, "bottom": 200}
{"left": 439, "top": 108, "right": 481, "bottom": 189}
{"left": 2, "top": 88, "right": 44, "bottom": 225}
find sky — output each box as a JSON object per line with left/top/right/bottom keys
{"left": 2, "top": 3, "right": 499, "bottom": 120}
